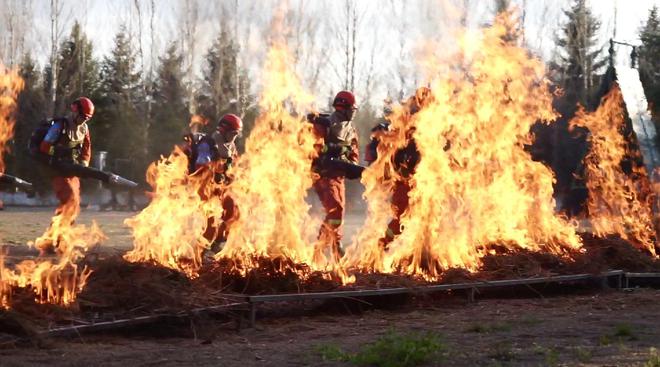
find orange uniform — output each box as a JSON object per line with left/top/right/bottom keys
{"left": 39, "top": 117, "right": 91, "bottom": 217}
{"left": 312, "top": 109, "right": 359, "bottom": 254}
{"left": 190, "top": 114, "right": 242, "bottom": 250}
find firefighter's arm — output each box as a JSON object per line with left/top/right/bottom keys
{"left": 39, "top": 121, "right": 62, "bottom": 155}
{"left": 80, "top": 130, "right": 91, "bottom": 166}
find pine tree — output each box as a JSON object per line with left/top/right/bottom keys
{"left": 196, "top": 29, "right": 250, "bottom": 127}
{"left": 149, "top": 43, "right": 189, "bottom": 161}
{"left": 196, "top": 29, "right": 254, "bottom": 151}
{"left": 542, "top": 0, "right": 607, "bottom": 216}
{"left": 638, "top": 6, "right": 660, "bottom": 118}
{"left": 55, "top": 22, "right": 100, "bottom": 115}
{"left": 554, "top": 0, "right": 608, "bottom": 109}
{"left": 95, "top": 26, "right": 145, "bottom": 179}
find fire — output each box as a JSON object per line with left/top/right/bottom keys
{"left": 189, "top": 114, "right": 209, "bottom": 133}
{"left": 0, "top": 65, "right": 23, "bottom": 173}
{"left": 0, "top": 64, "right": 105, "bottom": 308}
{"left": 25, "top": 197, "right": 106, "bottom": 306}
{"left": 569, "top": 84, "right": 657, "bottom": 255}
{"left": 215, "top": 41, "right": 337, "bottom": 277}
{"left": 344, "top": 14, "right": 582, "bottom": 280}
{"left": 0, "top": 252, "right": 11, "bottom": 308}
{"left": 124, "top": 144, "right": 224, "bottom": 277}
{"left": 0, "top": 65, "right": 23, "bottom": 308}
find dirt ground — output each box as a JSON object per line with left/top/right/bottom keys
{"left": 0, "top": 206, "right": 366, "bottom": 252}
{"left": 0, "top": 289, "right": 659, "bottom": 366}
{"left": 2, "top": 208, "right": 660, "bottom": 366}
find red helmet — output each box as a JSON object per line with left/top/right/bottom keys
{"left": 71, "top": 97, "right": 95, "bottom": 118}
{"left": 218, "top": 113, "right": 243, "bottom": 131}
{"left": 332, "top": 90, "right": 356, "bottom": 109}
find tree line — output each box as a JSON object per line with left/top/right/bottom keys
{"left": 2, "top": 0, "right": 659, "bottom": 201}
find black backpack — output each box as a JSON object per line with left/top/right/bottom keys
{"left": 28, "top": 118, "right": 67, "bottom": 157}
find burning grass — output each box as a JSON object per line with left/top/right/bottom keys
{"left": 345, "top": 12, "right": 581, "bottom": 280}
{"left": 1, "top": 233, "right": 658, "bottom": 336}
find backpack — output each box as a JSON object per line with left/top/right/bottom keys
{"left": 28, "top": 118, "right": 67, "bottom": 157}
{"left": 184, "top": 133, "right": 220, "bottom": 173}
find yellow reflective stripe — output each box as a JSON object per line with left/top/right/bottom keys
{"left": 327, "top": 219, "right": 343, "bottom": 226}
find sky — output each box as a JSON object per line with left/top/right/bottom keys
{"left": 9, "top": 0, "right": 660, "bottom": 106}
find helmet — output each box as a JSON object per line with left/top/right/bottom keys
{"left": 218, "top": 113, "right": 243, "bottom": 131}
{"left": 332, "top": 90, "right": 356, "bottom": 109}
{"left": 71, "top": 97, "right": 95, "bottom": 118}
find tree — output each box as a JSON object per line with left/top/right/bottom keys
{"left": 95, "top": 26, "right": 145, "bottom": 178}
{"left": 55, "top": 21, "right": 100, "bottom": 115}
{"left": 553, "top": 0, "right": 608, "bottom": 109}
{"left": 0, "top": 0, "right": 32, "bottom": 68}
{"left": 179, "top": 0, "right": 200, "bottom": 115}
{"left": 149, "top": 43, "right": 189, "bottom": 161}
{"left": 638, "top": 6, "right": 660, "bottom": 122}
{"left": 534, "top": 0, "right": 607, "bottom": 215}
{"left": 196, "top": 29, "right": 251, "bottom": 129}
{"left": 47, "top": 0, "right": 71, "bottom": 116}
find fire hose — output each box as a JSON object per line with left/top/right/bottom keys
{"left": 33, "top": 154, "right": 139, "bottom": 189}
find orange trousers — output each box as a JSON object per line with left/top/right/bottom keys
{"left": 382, "top": 180, "right": 411, "bottom": 244}
{"left": 52, "top": 176, "right": 81, "bottom": 220}
{"left": 313, "top": 176, "right": 345, "bottom": 243}
{"left": 203, "top": 192, "right": 238, "bottom": 244}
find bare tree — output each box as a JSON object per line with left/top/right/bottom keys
{"left": 50, "top": 0, "right": 64, "bottom": 115}
{"left": 281, "top": 1, "right": 324, "bottom": 95}
{"left": 180, "top": 0, "right": 200, "bottom": 114}
{"left": 0, "top": 0, "right": 33, "bottom": 67}
{"left": 133, "top": 0, "right": 145, "bottom": 77}
{"left": 326, "top": 0, "right": 370, "bottom": 94}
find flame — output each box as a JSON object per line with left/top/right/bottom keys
{"left": 0, "top": 65, "right": 23, "bottom": 173}
{"left": 0, "top": 65, "right": 23, "bottom": 308}
{"left": 0, "top": 252, "right": 11, "bottom": 308}
{"left": 25, "top": 195, "right": 106, "bottom": 305}
{"left": 215, "top": 40, "right": 343, "bottom": 278}
{"left": 0, "top": 64, "right": 105, "bottom": 308}
{"left": 189, "top": 114, "right": 209, "bottom": 133}
{"left": 124, "top": 146, "right": 224, "bottom": 277}
{"left": 0, "top": 68, "right": 23, "bottom": 175}
{"left": 569, "top": 84, "right": 657, "bottom": 255}
{"left": 344, "top": 14, "right": 581, "bottom": 280}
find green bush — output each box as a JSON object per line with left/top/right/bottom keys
{"left": 314, "top": 330, "right": 446, "bottom": 367}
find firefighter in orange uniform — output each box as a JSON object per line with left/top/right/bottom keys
{"left": 310, "top": 91, "right": 360, "bottom": 259}
{"left": 367, "top": 88, "right": 432, "bottom": 250}
{"left": 184, "top": 113, "right": 242, "bottom": 250}
{"left": 39, "top": 97, "right": 94, "bottom": 219}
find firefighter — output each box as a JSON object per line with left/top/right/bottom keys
{"left": 36, "top": 97, "right": 94, "bottom": 253}
{"left": 311, "top": 90, "right": 360, "bottom": 259}
{"left": 374, "top": 88, "right": 432, "bottom": 250}
{"left": 185, "top": 113, "right": 242, "bottom": 250}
